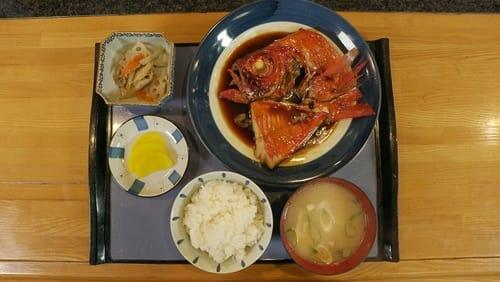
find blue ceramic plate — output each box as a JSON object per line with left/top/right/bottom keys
{"left": 187, "top": 0, "right": 381, "bottom": 187}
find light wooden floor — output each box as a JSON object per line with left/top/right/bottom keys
{"left": 0, "top": 11, "right": 499, "bottom": 280}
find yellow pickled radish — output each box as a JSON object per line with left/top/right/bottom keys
{"left": 133, "top": 153, "right": 173, "bottom": 178}
{"left": 134, "top": 131, "right": 165, "bottom": 143}
{"left": 127, "top": 143, "right": 168, "bottom": 171}
{"left": 126, "top": 131, "right": 175, "bottom": 178}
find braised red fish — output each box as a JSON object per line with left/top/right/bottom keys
{"left": 219, "top": 29, "right": 364, "bottom": 104}
{"left": 218, "top": 29, "right": 375, "bottom": 169}
{"left": 251, "top": 100, "right": 328, "bottom": 168}
{"left": 313, "top": 88, "right": 375, "bottom": 121}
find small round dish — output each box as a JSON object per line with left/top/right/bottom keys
{"left": 280, "top": 177, "right": 376, "bottom": 275}
{"left": 170, "top": 171, "right": 273, "bottom": 273}
{"left": 108, "top": 115, "right": 188, "bottom": 197}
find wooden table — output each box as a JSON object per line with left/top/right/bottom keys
{"left": 0, "top": 11, "right": 499, "bottom": 281}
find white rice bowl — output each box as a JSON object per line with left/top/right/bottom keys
{"left": 170, "top": 171, "right": 273, "bottom": 273}
{"left": 183, "top": 180, "right": 264, "bottom": 263}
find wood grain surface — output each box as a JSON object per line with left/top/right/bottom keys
{"left": 0, "top": 11, "right": 499, "bottom": 281}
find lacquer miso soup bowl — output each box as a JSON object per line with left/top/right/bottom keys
{"left": 280, "top": 177, "right": 377, "bottom": 275}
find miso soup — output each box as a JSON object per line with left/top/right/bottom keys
{"left": 283, "top": 181, "right": 366, "bottom": 264}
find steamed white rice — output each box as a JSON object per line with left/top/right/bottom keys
{"left": 183, "top": 180, "right": 264, "bottom": 263}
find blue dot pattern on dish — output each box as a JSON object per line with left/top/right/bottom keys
{"left": 171, "top": 128, "right": 183, "bottom": 144}
{"left": 168, "top": 170, "right": 181, "bottom": 185}
{"left": 259, "top": 244, "right": 264, "bottom": 251}
{"left": 241, "top": 260, "right": 246, "bottom": 267}
{"left": 222, "top": 172, "right": 226, "bottom": 178}
{"left": 133, "top": 116, "right": 149, "bottom": 131}
{"left": 179, "top": 193, "right": 187, "bottom": 198}
{"left": 172, "top": 216, "right": 179, "bottom": 221}
{"left": 109, "top": 147, "right": 125, "bottom": 159}
{"left": 176, "top": 239, "right": 184, "bottom": 245}
{"left": 192, "top": 256, "right": 199, "bottom": 264}
{"left": 266, "top": 223, "right": 272, "bottom": 228}
{"left": 128, "top": 179, "right": 145, "bottom": 195}
{"left": 216, "top": 264, "right": 221, "bottom": 273}
{"left": 198, "top": 177, "right": 204, "bottom": 183}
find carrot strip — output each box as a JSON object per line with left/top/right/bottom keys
{"left": 120, "top": 53, "right": 145, "bottom": 77}
{"left": 137, "top": 90, "right": 155, "bottom": 102}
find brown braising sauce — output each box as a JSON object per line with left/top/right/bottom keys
{"left": 217, "top": 32, "right": 289, "bottom": 147}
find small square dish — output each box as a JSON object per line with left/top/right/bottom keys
{"left": 96, "top": 32, "right": 175, "bottom": 105}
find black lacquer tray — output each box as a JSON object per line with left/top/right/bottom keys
{"left": 89, "top": 39, "right": 398, "bottom": 265}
